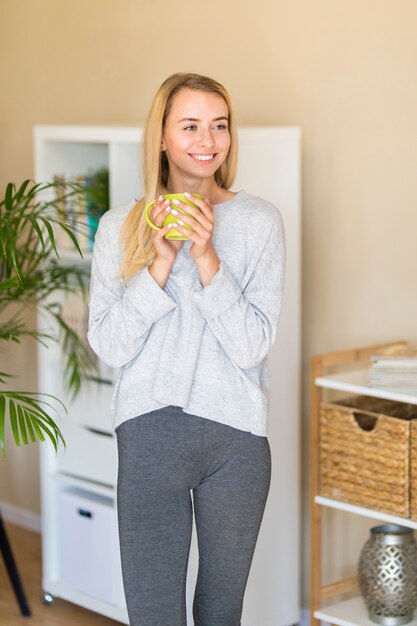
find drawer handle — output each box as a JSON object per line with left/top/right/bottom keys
{"left": 77, "top": 508, "right": 93, "bottom": 519}
{"left": 84, "top": 426, "right": 114, "bottom": 438}
{"left": 352, "top": 411, "right": 377, "bottom": 432}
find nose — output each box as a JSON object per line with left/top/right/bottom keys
{"left": 197, "top": 127, "right": 215, "bottom": 150}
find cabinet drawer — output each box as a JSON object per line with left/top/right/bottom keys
{"left": 58, "top": 487, "right": 125, "bottom": 606}
{"left": 57, "top": 418, "right": 118, "bottom": 486}
{"left": 319, "top": 396, "right": 417, "bottom": 517}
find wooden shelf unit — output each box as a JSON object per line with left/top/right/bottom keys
{"left": 310, "top": 340, "right": 417, "bottom": 626}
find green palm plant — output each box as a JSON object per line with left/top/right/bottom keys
{"left": 0, "top": 178, "right": 101, "bottom": 460}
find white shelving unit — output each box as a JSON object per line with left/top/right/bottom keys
{"left": 34, "top": 125, "right": 301, "bottom": 625}
{"left": 310, "top": 342, "right": 417, "bottom": 626}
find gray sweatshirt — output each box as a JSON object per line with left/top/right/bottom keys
{"left": 87, "top": 190, "right": 285, "bottom": 436}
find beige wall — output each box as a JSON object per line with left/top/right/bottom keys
{"left": 1, "top": 0, "right": 417, "bottom": 610}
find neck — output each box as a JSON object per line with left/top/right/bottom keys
{"left": 165, "top": 174, "right": 223, "bottom": 204}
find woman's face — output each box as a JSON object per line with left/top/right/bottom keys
{"left": 161, "top": 88, "right": 231, "bottom": 185}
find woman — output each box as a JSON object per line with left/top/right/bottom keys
{"left": 87, "top": 72, "right": 285, "bottom": 626}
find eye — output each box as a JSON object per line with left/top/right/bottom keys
{"left": 184, "top": 125, "right": 198, "bottom": 131}
{"left": 213, "top": 123, "right": 228, "bottom": 131}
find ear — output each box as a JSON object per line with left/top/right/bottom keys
{"left": 161, "top": 139, "right": 166, "bottom": 151}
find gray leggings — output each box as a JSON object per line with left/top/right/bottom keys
{"left": 115, "top": 405, "right": 271, "bottom": 626}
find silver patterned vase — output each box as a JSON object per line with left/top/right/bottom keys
{"left": 358, "top": 524, "right": 417, "bottom": 625}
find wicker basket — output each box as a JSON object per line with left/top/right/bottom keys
{"left": 410, "top": 420, "right": 417, "bottom": 520}
{"left": 319, "top": 395, "right": 417, "bottom": 517}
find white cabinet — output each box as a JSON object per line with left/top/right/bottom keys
{"left": 58, "top": 487, "right": 125, "bottom": 606}
{"left": 310, "top": 343, "right": 417, "bottom": 626}
{"left": 34, "top": 125, "right": 301, "bottom": 625}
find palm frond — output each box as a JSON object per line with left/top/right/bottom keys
{"left": 0, "top": 314, "right": 54, "bottom": 345}
{"left": 0, "top": 176, "right": 109, "bottom": 457}
{"left": 50, "top": 308, "right": 99, "bottom": 400}
{"left": 0, "top": 390, "right": 66, "bottom": 460}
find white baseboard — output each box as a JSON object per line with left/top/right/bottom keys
{"left": 0, "top": 500, "right": 41, "bottom": 533}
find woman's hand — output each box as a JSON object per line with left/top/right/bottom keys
{"left": 150, "top": 195, "right": 184, "bottom": 265}
{"left": 168, "top": 193, "right": 215, "bottom": 261}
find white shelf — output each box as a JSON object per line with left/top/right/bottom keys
{"left": 315, "top": 495, "right": 417, "bottom": 529}
{"left": 315, "top": 368, "right": 417, "bottom": 405}
{"left": 315, "top": 596, "right": 417, "bottom": 626}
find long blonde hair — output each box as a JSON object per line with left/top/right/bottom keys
{"left": 118, "top": 72, "right": 238, "bottom": 283}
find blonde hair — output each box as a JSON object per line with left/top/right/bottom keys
{"left": 118, "top": 72, "right": 238, "bottom": 283}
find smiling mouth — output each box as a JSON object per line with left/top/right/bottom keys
{"left": 189, "top": 153, "right": 216, "bottom": 163}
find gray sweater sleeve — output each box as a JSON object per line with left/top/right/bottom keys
{"left": 87, "top": 216, "right": 177, "bottom": 368}
{"left": 190, "top": 216, "right": 285, "bottom": 370}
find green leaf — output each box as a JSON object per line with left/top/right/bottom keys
{"left": 0, "top": 227, "right": 7, "bottom": 260}
{"left": 4, "top": 182, "right": 15, "bottom": 211}
{"left": 31, "top": 418, "right": 45, "bottom": 444}
{"left": 17, "top": 404, "right": 28, "bottom": 445}
{"left": 14, "top": 179, "right": 32, "bottom": 204}
{"left": 59, "top": 225, "right": 84, "bottom": 258}
{"left": 34, "top": 419, "right": 58, "bottom": 453}
{"left": 39, "top": 217, "right": 59, "bottom": 258}
{"left": 27, "top": 216, "right": 45, "bottom": 252}
{"left": 9, "top": 400, "right": 20, "bottom": 446}
{"left": 0, "top": 371, "right": 14, "bottom": 381}
{"left": 10, "top": 391, "right": 66, "bottom": 418}
{"left": 5, "top": 220, "right": 22, "bottom": 282}
{"left": 0, "top": 395, "right": 6, "bottom": 460}
{"left": 23, "top": 407, "right": 37, "bottom": 444}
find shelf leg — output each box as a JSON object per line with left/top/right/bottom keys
{"left": 0, "top": 509, "right": 31, "bottom": 617}
{"left": 310, "top": 356, "right": 323, "bottom": 626}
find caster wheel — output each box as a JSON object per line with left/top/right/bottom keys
{"left": 41, "top": 591, "right": 56, "bottom": 605}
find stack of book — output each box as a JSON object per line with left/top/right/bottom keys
{"left": 53, "top": 168, "right": 109, "bottom": 253}
{"left": 369, "top": 343, "right": 417, "bottom": 393}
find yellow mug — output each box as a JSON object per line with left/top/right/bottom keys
{"left": 145, "top": 193, "right": 203, "bottom": 240}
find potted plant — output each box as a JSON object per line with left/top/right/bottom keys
{"left": 0, "top": 178, "right": 103, "bottom": 460}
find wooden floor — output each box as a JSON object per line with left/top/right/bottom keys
{"left": 0, "top": 521, "right": 122, "bottom": 625}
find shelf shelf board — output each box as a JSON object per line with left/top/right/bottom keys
{"left": 34, "top": 124, "right": 142, "bottom": 144}
{"left": 315, "top": 368, "right": 417, "bottom": 405}
{"left": 55, "top": 472, "right": 115, "bottom": 497}
{"left": 315, "top": 495, "right": 417, "bottom": 529}
{"left": 314, "top": 596, "right": 417, "bottom": 626}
